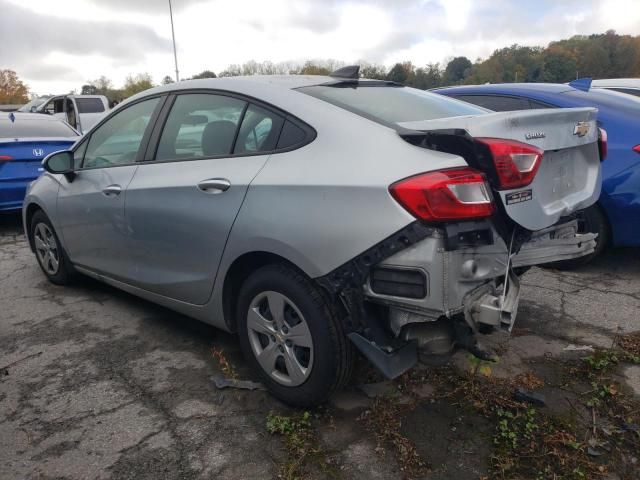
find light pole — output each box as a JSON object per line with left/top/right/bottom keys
{"left": 169, "top": 0, "right": 180, "bottom": 82}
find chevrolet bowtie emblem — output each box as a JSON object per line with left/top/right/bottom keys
{"left": 573, "top": 122, "right": 590, "bottom": 137}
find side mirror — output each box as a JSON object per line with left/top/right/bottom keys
{"left": 43, "top": 150, "right": 75, "bottom": 180}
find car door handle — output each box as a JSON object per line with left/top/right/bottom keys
{"left": 197, "top": 178, "right": 231, "bottom": 194}
{"left": 102, "top": 185, "right": 122, "bottom": 197}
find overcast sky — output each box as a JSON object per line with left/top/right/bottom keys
{"left": 1, "top": 0, "right": 639, "bottom": 96}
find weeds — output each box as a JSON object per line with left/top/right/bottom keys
{"left": 211, "top": 347, "right": 237, "bottom": 379}
{"left": 266, "top": 411, "right": 336, "bottom": 480}
{"left": 358, "top": 395, "right": 428, "bottom": 480}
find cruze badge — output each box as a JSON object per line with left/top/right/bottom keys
{"left": 33, "top": 148, "right": 44, "bottom": 157}
{"left": 573, "top": 122, "right": 590, "bottom": 137}
{"left": 525, "top": 132, "right": 545, "bottom": 140}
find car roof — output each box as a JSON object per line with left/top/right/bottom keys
{"left": 591, "top": 78, "right": 640, "bottom": 88}
{"left": 434, "top": 83, "right": 575, "bottom": 95}
{"left": 125, "top": 75, "right": 388, "bottom": 102}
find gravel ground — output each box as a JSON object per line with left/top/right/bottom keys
{"left": 1, "top": 211, "right": 638, "bottom": 479}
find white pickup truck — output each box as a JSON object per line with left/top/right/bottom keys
{"left": 18, "top": 94, "right": 109, "bottom": 134}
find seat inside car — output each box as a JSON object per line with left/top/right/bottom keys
{"left": 202, "top": 120, "right": 236, "bottom": 156}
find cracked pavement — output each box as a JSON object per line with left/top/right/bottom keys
{"left": 1, "top": 212, "right": 639, "bottom": 479}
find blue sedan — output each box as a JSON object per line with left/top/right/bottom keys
{"left": 435, "top": 82, "right": 640, "bottom": 265}
{"left": 0, "top": 113, "right": 79, "bottom": 211}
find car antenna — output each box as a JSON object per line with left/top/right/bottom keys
{"left": 568, "top": 77, "right": 592, "bottom": 92}
{"left": 329, "top": 65, "right": 360, "bottom": 79}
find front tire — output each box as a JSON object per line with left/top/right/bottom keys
{"left": 30, "top": 210, "right": 75, "bottom": 285}
{"left": 237, "top": 264, "right": 353, "bottom": 407}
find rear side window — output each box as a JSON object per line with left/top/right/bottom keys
{"left": 0, "top": 118, "right": 78, "bottom": 138}
{"left": 76, "top": 98, "right": 106, "bottom": 113}
{"left": 276, "top": 121, "right": 307, "bottom": 149}
{"left": 299, "top": 85, "right": 486, "bottom": 126}
{"left": 234, "top": 104, "right": 284, "bottom": 154}
{"left": 454, "top": 94, "right": 529, "bottom": 111}
{"left": 156, "top": 94, "right": 246, "bottom": 160}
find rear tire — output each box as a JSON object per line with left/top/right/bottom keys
{"left": 545, "top": 204, "right": 609, "bottom": 270}
{"left": 237, "top": 264, "right": 353, "bottom": 407}
{"left": 30, "top": 210, "right": 75, "bottom": 285}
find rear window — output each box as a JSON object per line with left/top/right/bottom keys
{"left": 563, "top": 88, "right": 640, "bottom": 115}
{"left": 602, "top": 87, "right": 640, "bottom": 98}
{"left": 76, "top": 98, "right": 105, "bottom": 113}
{"left": 299, "top": 85, "right": 487, "bottom": 126}
{"left": 0, "top": 118, "right": 78, "bottom": 138}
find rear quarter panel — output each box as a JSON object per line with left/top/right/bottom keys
{"left": 221, "top": 108, "right": 469, "bottom": 279}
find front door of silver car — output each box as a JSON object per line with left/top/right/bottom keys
{"left": 124, "top": 94, "right": 283, "bottom": 305}
{"left": 56, "top": 97, "right": 161, "bottom": 278}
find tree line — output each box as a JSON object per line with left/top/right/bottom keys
{"left": 2, "top": 30, "right": 639, "bottom": 104}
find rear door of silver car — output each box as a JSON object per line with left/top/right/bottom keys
{"left": 123, "top": 92, "right": 283, "bottom": 305}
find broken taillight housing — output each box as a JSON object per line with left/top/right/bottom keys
{"left": 476, "top": 138, "right": 544, "bottom": 190}
{"left": 598, "top": 128, "right": 608, "bottom": 161}
{"left": 389, "top": 168, "right": 494, "bottom": 222}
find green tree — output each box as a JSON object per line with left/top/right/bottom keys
{"left": 122, "top": 73, "right": 154, "bottom": 98}
{"left": 162, "top": 75, "right": 175, "bottom": 84}
{"left": 297, "top": 61, "right": 331, "bottom": 75}
{"left": 360, "top": 63, "right": 387, "bottom": 80}
{"left": 0, "top": 70, "right": 29, "bottom": 104}
{"left": 81, "top": 84, "right": 98, "bottom": 95}
{"left": 386, "top": 62, "right": 412, "bottom": 84}
{"left": 444, "top": 56, "right": 472, "bottom": 84}
{"left": 191, "top": 70, "right": 217, "bottom": 79}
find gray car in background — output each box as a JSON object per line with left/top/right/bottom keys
{"left": 23, "top": 67, "right": 602, "bottom": 406}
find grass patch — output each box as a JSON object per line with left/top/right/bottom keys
{"left": 266, "top": 411, "right": 337, "bottom": 480}
{"left": 395, "top": 346, "right": 640, "bottom": 480}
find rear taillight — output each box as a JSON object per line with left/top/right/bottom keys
{"left": 598, "top": 128, "right": 608, "bottom": 161}
{"left": 389, "top": 168, "right": 494, "bottom": 222}
{"left": 476, "top": 138, "right": 543, "bottom": 190}
{"left": 0, "top": 155, "right": 13, "bottom": 161}
{"left": 633, "top": 145, "right": 640, "bottom": 154}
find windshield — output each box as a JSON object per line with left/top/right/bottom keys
{"left": 17, "top": 96, "right": 52, "bottom": 112}
{"left": 299, "top": 84, "right": 487, "bottom": 126}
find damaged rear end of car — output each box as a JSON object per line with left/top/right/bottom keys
{"left": 308, "top": 87, "right": 603, "bottom": 378}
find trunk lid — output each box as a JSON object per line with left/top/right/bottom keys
{"left": 398, "top": 108, "right": 602, "bottom": 231}
{"left": 0, "top": 138, "right": 76, "bottom": 182}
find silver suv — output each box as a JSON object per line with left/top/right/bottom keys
{"left": 24, "top": 67, "right": 603, "bottom": 406}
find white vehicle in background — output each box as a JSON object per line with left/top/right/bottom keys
{"left": 590, "top": 78, "right": 640, "bottom": 97}
{"left": 18, "top": 94, "right": 109, "bottom": 134}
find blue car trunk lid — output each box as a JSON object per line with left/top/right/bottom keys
{"left": 0, "top": 138, "right": 76, "bottom": 182}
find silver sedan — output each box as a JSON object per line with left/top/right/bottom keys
{"left": 23, "top": 67, "right": 602, "bottom": 406}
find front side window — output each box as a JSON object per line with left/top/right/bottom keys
{"left": 82, "top": 97, "right": 160, "bottom": 169}
{"left": 156, "top": 94, "right": 246, "bottom": 160}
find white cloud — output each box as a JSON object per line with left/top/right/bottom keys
{"left": 2, "top": 0, "right": 639, "bottom": 95}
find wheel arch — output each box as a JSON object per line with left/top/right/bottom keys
{"left": 24, "top": 202, "right": 45, "bottom": 252}
{"left": 221, "top": 251, "right": 315, "bottom": 332}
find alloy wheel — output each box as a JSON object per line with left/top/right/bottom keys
{"left": 34, "top": 223, "right": 60, "bottom": 275}
{"left": 247, "top": 291, "right": 314, "bottom": 386}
